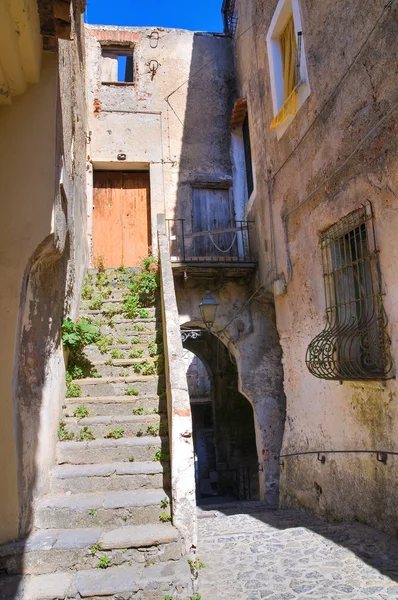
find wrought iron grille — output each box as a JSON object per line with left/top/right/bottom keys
{"left": 306, "top": 202, "right": 392, "bottom": 381}
{"left": 222, "top": 0, "right": 238, "bottom": 35}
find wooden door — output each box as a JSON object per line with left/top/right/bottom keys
{"left": 192, "top": 187, "right": 235, "bottom": 257}
{"left": 93, "top": 171, "right": 150, "bottom": 268}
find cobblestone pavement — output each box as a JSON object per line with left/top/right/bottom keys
{"left": 196, "top": 504, "right": 398, "bottom": 600}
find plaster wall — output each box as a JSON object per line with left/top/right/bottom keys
{"left": 0, "top": 52, "right": 57, "bottom": 542}
{"left": 85, "top": 25, "right": 234, "bottom": 260}
{"left": 0, "top": 5, "right": 87, "bottom": 542}
{"left": 233, "top": 0, "right": 398, "bottom": 533}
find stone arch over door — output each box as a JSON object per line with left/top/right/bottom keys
{"left": 176, "top": 279, "right": 286, "bottom": 505}
{"left": 182, "top": 323, "right": 260, "bottom": 501}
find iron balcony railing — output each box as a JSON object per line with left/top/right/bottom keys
{"left": 166, "top": 219, "right": 256, "bottom": 264}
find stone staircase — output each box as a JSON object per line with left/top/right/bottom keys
{"left": 0, "top": 268, "right": 192, "bottom": 600}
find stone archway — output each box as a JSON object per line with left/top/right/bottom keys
{"left": 176, "top": 279, "right": 286, "bottom": 506}
{"left": 182, "top": 324, "right": 260, "bottom": 502}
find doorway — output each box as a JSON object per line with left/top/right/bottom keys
{"left": 93, "top": 171, "right": 151, "bottom": 268}
{"left": 183, "top": 334, "right": 259, "bottom": 503}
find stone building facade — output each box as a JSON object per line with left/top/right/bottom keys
{"left": 227, "top": 0, "right": 398, "bottom": 534}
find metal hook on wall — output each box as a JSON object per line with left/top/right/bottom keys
{"left": 149, "top": 31, "right": 159, "bottom": 48}
{"left": 148, "top": 59, "right": 160, "bottom": 81}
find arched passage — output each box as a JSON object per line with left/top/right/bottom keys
{"left": 183, "top": 327, "right": 259, "bottom": 503}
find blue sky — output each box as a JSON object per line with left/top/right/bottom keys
{"left": 85, "top": 0, "right": 223, "bottom": 32}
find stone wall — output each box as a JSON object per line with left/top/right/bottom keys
{"left": 232, "top": 0, "right": 398, "bottom": 533}
{"left": 0, "top": 2, "right": 88, "bottom": 541}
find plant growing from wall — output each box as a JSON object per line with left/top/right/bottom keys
{"left": 159, "top": 511, "right": 171, "bottom": 523}
{"left": 62, "top": 318, "right": 101, "bottom": 351}
{"left": 66, "top": 378, "right": 81, "bottom": 398}
{"left": 153, "top": 449, "right": 170, "bottom": 462}
{"left": 146, "top": 424, "right": 159, "bottom": 437}
{"left": 133, "top": 406, "right": 144, "bottom": 415}
{"left": 58, "top": 420, "right": 74, "bottom": 441}
{"left": 188, "top": 558, "right": 205, "bottom": 579}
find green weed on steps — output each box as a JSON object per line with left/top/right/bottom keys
{"left": 105, "top": 428, "right": 125, "bottom": 439}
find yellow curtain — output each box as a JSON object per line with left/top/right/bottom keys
{"left": 270, "top": 16, "right": 298, "bottom": 130}
{"left": 281, "top": 16, "right": 296, "bottom": 101}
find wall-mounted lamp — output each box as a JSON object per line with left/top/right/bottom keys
{"left": 199, "top": 290, "right": 219, "bottom": 331}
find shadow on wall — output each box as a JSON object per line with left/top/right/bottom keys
{"left": 173, "top": 31, "right": 235, "bottom": 233}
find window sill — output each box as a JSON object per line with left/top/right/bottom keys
{"left": 101, "top": 81, "right": 136, "bottom": 86}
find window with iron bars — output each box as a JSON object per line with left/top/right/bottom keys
{"left": 306, "top": 202, "right": 392, "bottom": 381}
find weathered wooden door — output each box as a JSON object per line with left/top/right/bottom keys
{"left": 93, "top": 171, "right": 150, "bottom": 267}
{"left": 192, "top": 187, "right": 235, "bottom": 257}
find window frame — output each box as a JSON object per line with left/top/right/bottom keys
{"left": 100, "top": 44, "right": 135, "bottom": 85}
{"left": 266, "top": 0, "right": 310, "bottom": 137}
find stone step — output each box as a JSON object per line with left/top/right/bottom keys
{"left": 87, "top": 358, "right": 157, "bottom": 378}
{"left": 63, "top": 413, "right": 165, "bottom": 439}
{"left": 80, "top": 304, "right": 157, "bottom": 319}
{"left": 0, "top": 557, "right": 192, "bottom": 599}
{"left": 34, "top": 489, "right": 171, "bottom": 529}
{"left": 84, "top": 344, "right": 153, "bottom": 361}
{"left": 99, "top": 318, "right": 159, "bottom": 336}
{"left": 51, "top": 461, "right": 170, "bottom": 493}
{"left": 63, "top": 396, "right": 166, "bottom": 418}
{"left": 0, "top": 524, "right": 181, "bottom": 576}
{"left": 57, "top": 437, "right": 167, "bottom": 464}
{"left": 76, "top": 375, "right": 164, "bottom": 398}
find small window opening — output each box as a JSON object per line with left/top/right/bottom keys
{"left": 101, "top": 46, "right": 134, "bottom": 83}
{"left": 242, "top": 115, "right": 254, "bottom": 198}
{"left": 306, "top": 203, "right": 392, "bottom": 381}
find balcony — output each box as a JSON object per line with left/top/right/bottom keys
{"left": 166, "top": 219, "right": 257, "bottom": 278}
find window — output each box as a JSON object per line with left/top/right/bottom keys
{"left": 242, "top": 115, "right": 254, "bottom": 198}
{"left": 306, "top": 203, "right": 392, "bottom": 381}
{"left": 266, "top": 0, "right": 310, "bottom": 135}
{"left": 101, "top": 46, "right": 134, "bottom": 84}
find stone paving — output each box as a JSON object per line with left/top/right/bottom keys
{"left": 196, "top": 504, "right": 398, "bottom": 600}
